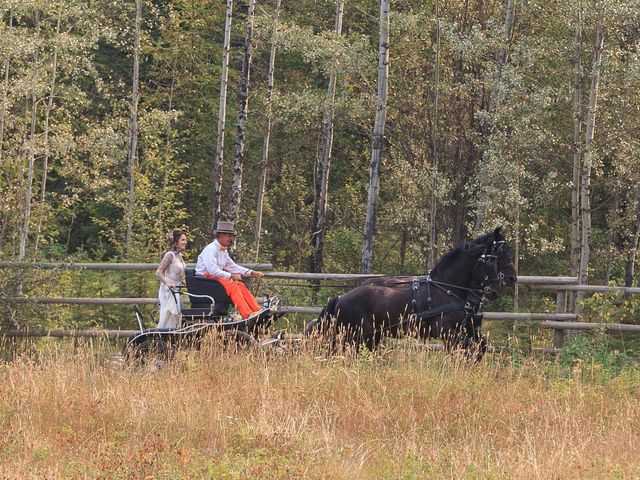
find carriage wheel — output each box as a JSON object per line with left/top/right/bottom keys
{"left": 222, "top": 330, "right": 258, "bottom": 353}
{"left": 124, "top": 337, "right": 176, "bottom": 369}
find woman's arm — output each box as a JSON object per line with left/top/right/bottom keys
{"left": 156, "top": 252, "right": 175, "bottom": 287}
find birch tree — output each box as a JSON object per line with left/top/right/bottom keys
{"left": 229, "top": 0, "right": 256, "bottom": 224}
{"left": 34, "top": 13, "right": 61, "bottom": 252}
{"left": 211, "top": 0, "right": 233, "bottom": 234}
{"left": 0, "top": 12, "right": 13, "bottom": 250}
{"left": 626, "top": 193, "right": 640, "bottom": 288}
{"left": 569, "top": 0, "right": 583, "bottom": 310}
{"left": 310, "top": 0, "right": 343, "bottom": 274}
{"left": 254, "top": 0, "right": 281, "bottom": 261}
{"left": 0, "top": 13, "right": 11, "bottom": 166}
{"left": 577, "top": 0, "right": 605, "bottom": 308}
{"left": 428, "top": 0, "right": 441, "bottom": 271}
{"left": 124, "top": 0, "right": 142, "bottom": 258}
{"left": 18, "top": 7, "right": 41, "bottom": 264}
{"left": 361, "top": 0, "right": 390, "bottom": 274}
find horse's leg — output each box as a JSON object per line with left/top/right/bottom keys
{"left": 441, "top": 328, "right": 458, "bottom": 355}
{"left": 441, "top": 325, "right": 473, "bottom": 357}
{"left": 372, "top": 330, "right": 382, "bottom": 350}
{"left": 474, "top": 335, "right": 488, "bottom": 362}
{"left": 461, "top": 318, "right": 487, "bottom": 362}
{"left": 334, "top": 319, "right": 362, "bottom": 353}
{"left": 362, "top": 329, "right": 378, "bottom": 352}
{"left": 335, "top": 305, "right": 369, "bottom": 353}
{"left": 469, "top": 318, "right": 487, "bottom": 362}
{"left": 361, "top": 316, "right": 379, "bottom": 351}
{"left": 448, "top": 330, "right": 487, "bottom": 363}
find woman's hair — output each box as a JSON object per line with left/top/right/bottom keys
{"left": 167, "top": 230, "right": 185, "bottom": 249}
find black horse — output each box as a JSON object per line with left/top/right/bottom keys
{"left": 307, "top": 227, "right": 517, "bottom": 361}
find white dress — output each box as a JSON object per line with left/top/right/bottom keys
{"left": 156, "top": 250, "right": 186, "bottom": 329}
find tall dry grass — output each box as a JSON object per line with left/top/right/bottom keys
{"left": 1, "top": 337, "right": 639, "bottom": 479}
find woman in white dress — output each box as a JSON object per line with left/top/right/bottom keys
{"left": 155, "top": 231, "right": 187, "bottom": 329}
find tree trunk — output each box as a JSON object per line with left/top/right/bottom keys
{"left": 625, "top": 190, "right": 640, "bottom": 288}
{"left": 474, "top": 0, "right": 515, "bottom": 232}
{"left": 229, "top": 0, "right": 256, "bottom": 224}
{"left": 604, "top": 195, "right": 618, "bottom": 285}
{"left": 211, "top": 0, "right": 234, "bottom": 234}
{"left": 361, "top": 0, "right": 390, "bottom": 274}
{"left": 35, "top": 14, "right": 61, "bottom": 253}
{"left": 428, "top": 0, "right": 441, "bottom": 272}
{"left": 310, "top": 0, "right": 343, "bottom": 274}
{"left": 16, "top": 9, "right": 40, "bottom": 294}
{"left": 577, "top": 1, "right": 605, "bottom": 312}
{"left": 19, "top": 8, "right": 40, "bottom": 264}
{"left": 0, "top": 13, "right": 13, "bottom": 252}
{"left": 124, "top": 0, "right": 142, "bottom": 259}
{"left": 0, "top": 13, "right": 11, "bottom": 166}
{"left": 569, "top": 0, "right": 583, "bottom": 312}
{"left": 513, "top": 150, "right": 522, "bottom": 312}
{"left": 254, "top": 0, "right": 281, "bottom": 261}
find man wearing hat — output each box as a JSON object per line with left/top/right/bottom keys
{"left": 195, "top": 220, "right": 265, "bottom": 319}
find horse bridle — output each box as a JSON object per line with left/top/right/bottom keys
{"left": 482, "top": 240, "right": 513, "bottom": 288}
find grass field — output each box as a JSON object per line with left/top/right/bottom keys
{"left": 1, "top": 337, "right": 639, "bottom": 479}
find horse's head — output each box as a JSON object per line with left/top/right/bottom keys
{"left": 471, "top": 249, "right": 501, "bottom": 300}
{"left": 459, "top": 226, "right": 516, "bottom": 300}
{"left": 475, "top": 227, "right": 517, "bottom": 292}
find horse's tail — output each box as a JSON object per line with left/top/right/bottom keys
{"left": 305, "top": 295, "right": 341, "bottom": 337}
{"left": 320, "top": 295, "right": 340, "bottom": 321}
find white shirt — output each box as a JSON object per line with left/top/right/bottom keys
{"left": 195, "top": 239, "right": 250, "bottom": 279}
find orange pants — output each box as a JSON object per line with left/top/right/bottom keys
{"left": 212, "top": 276, "right": 261, "bottom": 318}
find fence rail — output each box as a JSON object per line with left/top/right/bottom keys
{"left": 0, "top": 262, "right": 271, "bottom": 271}
{"left": 1, "top": 264, "right": 639, "bottom": 350}
{"left": 1, "top": 298, "right": 582, "bottom": 321}
{"left": 0, "top": 263, "right": 576, "bottom": 284}
{"left": 540, "top": 321, "right": 640, "bottom": 333}
{"left": 1, "top": 329, "right": 138, "bottom": 338}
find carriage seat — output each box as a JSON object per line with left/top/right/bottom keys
{"left": 182, "top": 268, "right": 232, "bottom": 317}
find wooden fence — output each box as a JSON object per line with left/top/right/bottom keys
{"left": 1, "top": 263, "right": 639, "bottom": 351}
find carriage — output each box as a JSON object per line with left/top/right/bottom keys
{"left": 125, "top": 228, "right": 516, "bottom": 364}
{"left": 123, "top": 268, "right": 284, "bottom": 363}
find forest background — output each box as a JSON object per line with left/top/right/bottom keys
{"left": 1, "top": 0, "right": 640, "bottom": 336}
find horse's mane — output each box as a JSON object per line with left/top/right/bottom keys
{"left": 430, "top": 232, "right": 494, "bottom": 277}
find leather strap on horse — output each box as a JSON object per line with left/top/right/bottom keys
{"left": 408, "top": 275, "right": 486, "bottom": 330}
{"left": 411, "top": 276, "right": 419, "bottom": 314}
{"left": 414, "top": 301, "right": 465, "bottom": 321}
{"left": 408, "top": 275, "right": 474, "bottom": 325}
{"left": 385, "top": 250, "right": 493, "bottom": 334}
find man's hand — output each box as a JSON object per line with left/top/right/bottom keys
{"left": 230, "top": 273, "right": 243, "bottom": 281}
{"left": 250, "top": 270, "right": 264, "bottom": 278}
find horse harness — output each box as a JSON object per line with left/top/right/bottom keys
{"left": 409, "top": 275, "right": 484, "bottom": 330}
{"left": 385, "top": 242, "right": 507, "bottom": 336}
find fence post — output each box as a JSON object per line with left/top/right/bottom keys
{"left": 553, "top": 289, "right": 567, "bottom": 349}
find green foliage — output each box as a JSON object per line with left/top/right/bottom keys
{"left": 557, "top": 329, "right": 636, "bottom": 381}
{"left": 581, "top": 290, "right": 640, "bottom": 324}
